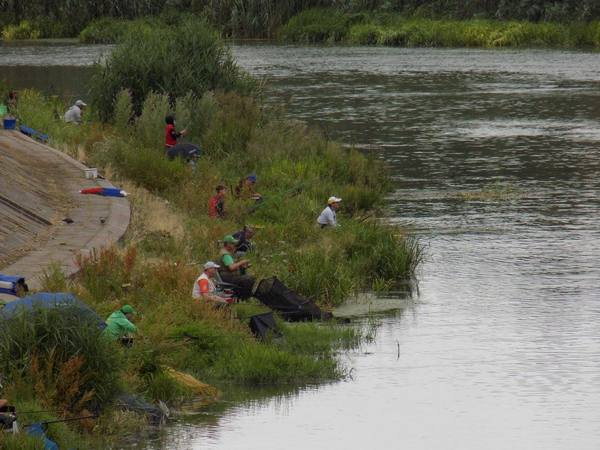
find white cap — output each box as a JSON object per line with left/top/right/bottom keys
{"left": 75, "top": 100, "right": 87, "bottom": 107}
{"left": 327, "top": 196, "right": 342, "bottom": 204}
{"left": 204, "top": 261, "right": 220, "bottom": 270}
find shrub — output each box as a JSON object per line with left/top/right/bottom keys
{"left": 113, "top": 89, "right": 134, "bottom": 134}
{"left": 90, "top": 17, "right": 256, "bottom": 121}
{"left": 0, "top": 307, "right": 122, "bottom": 411}
{"left": 279, "top": 8, "right": 355, "bottom": 43}
{"left": 79, "top": 18, "right": 133, "bottom": 43}
{"left": 1, "top": 21, "right": 40, "bottom": 40}
{"left": 348, "top": 23, "right": 381, "bottom": 44}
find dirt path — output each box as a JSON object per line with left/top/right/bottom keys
{"left": 0, "top": 130, "right": 129, "bottom": 297}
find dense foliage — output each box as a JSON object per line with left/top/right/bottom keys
{"left": 0, "top": 307, "right": 122, "bottom": 411}
{"left": 2, "top": 0, "right": 600, "bottom": 39}
{"left": 90, "top": 17, "right": 255, "bottom": 121}
{"left": 280, "top": 10, "right": 600, "bottom": 47}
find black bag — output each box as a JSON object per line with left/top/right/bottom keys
{"left": 248, "top": 312, "right": 282, "bottom": 340}
{"left": 254, "top": 277, "right": 330, "bottom": 322}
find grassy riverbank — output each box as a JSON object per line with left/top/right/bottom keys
{"left": 1, "top": 17, "right": 420, "bottom": 448}
{"left": 3, "top": 1, "right": 600, "bottom": 40}
{"left": 74, "top": 12, "right": 600, "bottom": 49}
{"left": 279, "top": 9, "right": 600, "bottom": 48}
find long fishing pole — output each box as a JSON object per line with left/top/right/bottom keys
{"left": 24, "top": 414, "right": 97, "bottom": 427}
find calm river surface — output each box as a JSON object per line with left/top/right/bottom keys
{"left": 1, "top": 42, "right": 599, "bottom": 449}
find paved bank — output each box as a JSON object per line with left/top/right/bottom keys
{"left": 0, "top": 130, "right": 129, "bottom": 299}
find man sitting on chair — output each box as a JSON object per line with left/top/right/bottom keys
{"left": 193, "top": 261, "right": 234, "bottom": 305}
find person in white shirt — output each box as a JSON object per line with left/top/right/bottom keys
{"left": 317, "top": 196, "right": 342, "bottom": 228}
{"left": 64, "top": 99, "right": 87, "bottom": 124}
{"left": 192, "top": 261, "right": 233, "bottom": 304}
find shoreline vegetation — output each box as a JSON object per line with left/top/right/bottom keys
{"left": 1, "top": 16, "right": 421, "bottom": 448}
{"left": 278, "top": 10, "right": 600, "bottom": 48}
{"left": 2, "top": 1, "right": 600, "bottom": 49}
{"left": 74, "top": 13, "right": 600, "bottom": 49}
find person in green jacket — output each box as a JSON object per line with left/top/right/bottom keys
{"left": 103, "top": 304, "right": 138, "bottom": 345}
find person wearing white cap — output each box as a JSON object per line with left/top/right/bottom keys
{"left": 64, "top": 99, "right": 87, "bottom": 124}
{"left": 192, "top": 261, "right": 233, "bottom": 304}
{"left": 317, "top": 196, "right": 342, "bottom": 228}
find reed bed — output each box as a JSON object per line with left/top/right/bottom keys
{"left": 280, "top": 9, "right": 600, "bottom": 48}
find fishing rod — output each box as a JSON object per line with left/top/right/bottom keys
{"left": 247, "top": 182, "right": 305, "bottom": 214}
{"left": 24, "top": 414, "right": 97, "bottom": 427}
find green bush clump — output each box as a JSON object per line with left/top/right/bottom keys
{"left": 348, "top": 23, "right": 382, "bottom": 44}
{"left": 278, "top": 8, "right": 363, "bottom": 43}
{"left": 282, "top": 9, "right": 600, "bottom": 49}
{"left": 206, "top": 340, "right": 341, "bottom": 385}
{"left": 0, "top": 307, "right": 122, "bottom": 411}
{"left": 79, "top": 18, "right": 136, "bottom": 43}
{"left": 91, "top": 17, "right": 256, "bottom": 121}
{"left": 1, "top": 21, "right": 40, "bottom": 40}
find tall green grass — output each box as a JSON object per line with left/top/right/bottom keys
{"left": 90, "top": 17, "right": 256, "bottom": 121}
{"left": 0, "top": 307, "right": 122, "bottom": 410}
{"left": 281, "top": 9, "right": 600, "bottom": 48}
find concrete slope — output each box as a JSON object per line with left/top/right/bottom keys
{"left": 0, "top": 130, "right": 130, "bottom": 297}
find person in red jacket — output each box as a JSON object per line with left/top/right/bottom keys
{"left": 208, "top": 185, "right": 227, "bottom": 218}
{"left": 165, "top": 115, "right": 187, "bottom": 149}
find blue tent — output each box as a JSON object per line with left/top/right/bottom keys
{"left": 0, "top": 292, "right": 106, "bottom": 330}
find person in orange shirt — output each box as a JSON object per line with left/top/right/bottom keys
{"left": 192, "top": 261, "right": 233, "bottom": 305}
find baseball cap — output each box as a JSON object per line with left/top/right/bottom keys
{"left": 247, "top": 174, "right": 257, "bottom": 182}
{"left": 75, "top": 100, "right": 87, "bottom": 107}
{"left": 327, "top": 196, "right": 342, "bottom": 204}
{"left": 204, "top": 261, "right": 220, "bottom": 270}
{"left": 223, "top": 235, "right": 239, "bottom": 245}
{"left": 121, "top": 304, "right": 136, "bottom": 314}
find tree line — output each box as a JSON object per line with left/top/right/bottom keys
{"left": 2, "top": 0, "right": 600, "bottom": 38}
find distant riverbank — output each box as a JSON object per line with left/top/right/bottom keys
{"left": 3, "top": 7, "right": 600, "bottom": 50}
{"left": 279, "top": 9, "right": 600, "bottom": 49}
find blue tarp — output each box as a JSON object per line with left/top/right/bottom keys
{"left": 0, "top": 274, "right": 26, "bottom": 296}
{"left": 20, "top": 125, "right": 49, "bottom": 142}
{"left": 26, "top": 423, "right": 59, "bottom": 450}
{"left": 0, "top": 292, "right": 106, "bottom": 330}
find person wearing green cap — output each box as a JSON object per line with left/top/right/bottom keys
{"left": 218, "top": 235, "right": 255, "bottom": 299}
{"left": 103, "top": 305, "right": 138, "bottom": 345}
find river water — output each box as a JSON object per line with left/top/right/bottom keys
{"left": 1, "top": 42, "right": 599, "bottom": 449}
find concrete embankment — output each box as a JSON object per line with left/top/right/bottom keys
{"left": 0, "top": 130, "right": 129, "bottom": 299}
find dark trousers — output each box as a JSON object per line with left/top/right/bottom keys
{"left": 218, "top": 270, "right": 255, "bottom": 299}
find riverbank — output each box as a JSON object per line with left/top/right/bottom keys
{"left": 0, "top": 18, "right": 421, "bottom": 448}
{"left": 279, "top": 9, "right": 600, "bottom": 48}
{"left": 4, "top": 8, "right": 600, "bottom": 50}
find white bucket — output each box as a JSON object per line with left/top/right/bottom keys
{"left": 84, "top": 168, "right": 98, "bottom": 179}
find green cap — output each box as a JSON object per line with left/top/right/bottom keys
{"left": 223, "top": 235, "right": 239, "bottom": 245}
{"left": 121, "top": 304, "right": 136, "bottom": 314}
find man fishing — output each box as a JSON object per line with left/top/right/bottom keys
{"left": 218, "top": 235, "right": 255, "bottom": 299}
{"left": 192, "top": 261, "right": 234, "bottom": 305}
{"left": 317, "top": 196, "right": 342, "bottom": 228}
{"left": 103, "top": 304, "right": 138, "bottom": 345}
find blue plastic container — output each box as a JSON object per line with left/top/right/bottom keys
{"left": 3, "top": 118, "right": 17, "bottom": 130}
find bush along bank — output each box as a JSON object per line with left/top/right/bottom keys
{"left": 2, "top": 17, "right": 422, "bottom": 447}
{"left": 279, "top": 9, "right": 600, "bottom": 48}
